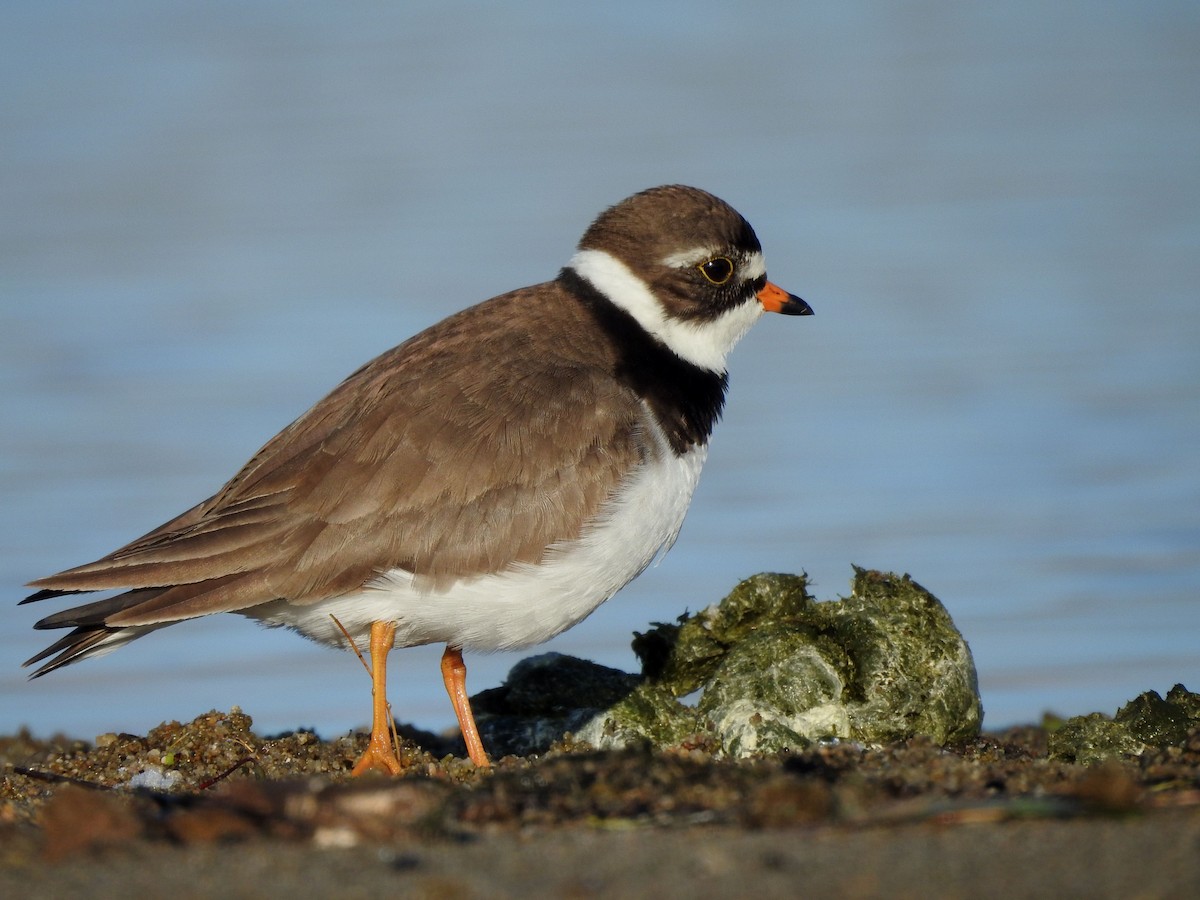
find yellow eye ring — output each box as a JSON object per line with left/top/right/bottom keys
{"left": 698, "top": 257, "right": 734, "bottom": 285}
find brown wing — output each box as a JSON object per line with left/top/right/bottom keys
{"left": 26, "top": 282, "right": 648, "bottom": 627}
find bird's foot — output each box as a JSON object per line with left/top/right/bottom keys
{"left": 350, "top": 730, "right": 406, "bottom": 776}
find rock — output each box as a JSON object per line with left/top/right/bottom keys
{"left": 816, "top": 567, "right": 983, "bottom": 745}
{"left": 631, "top": 572, "right": 816, "bottom": 694}
{"left": 1115, "top": 684, "right": 1200, "bottom": 747}
{"left": 573, "top": 682, "right": 710, "bottom": 753}
{"left": 473, "top": 653, "right": 641, "bottom": 757}
{"left": 697, "top": 627, "right": 853, "bottom": 757}
{"left": 1049, "top": 684, "right": 1200, "bottom": 763}
{"left": 514, "top": 569, "right": 984, "bottom": 757}
{"left": 1046, "top": 713, "right": 1150, "bottom": 765}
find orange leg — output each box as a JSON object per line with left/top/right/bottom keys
{"left": 350, "top": 620, "right": 405, "bottom": 776}
{"left": 441, "top": 646, "right": 491, "bottom": 768}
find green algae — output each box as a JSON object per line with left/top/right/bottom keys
{"left": 824, "top": 567, "right": 983, "bottom": 744}
{"left": 1048, "top": 684, "right": 1200, "bottom": 764}
{"left": 574, "top": 568, "right": 983, "bottom": 757}
{"left": 574, "top": 682, "right": 707, "bottom": 752}
{"left": 631, "top": 572, "right": 817, "bottom": 696}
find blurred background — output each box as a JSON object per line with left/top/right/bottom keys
{"left": 2, "top": 1, "right": 1197, "bottom": 740}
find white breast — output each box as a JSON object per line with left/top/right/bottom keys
{"left": 248, "top": 429, "right": 707, "bottom": 653}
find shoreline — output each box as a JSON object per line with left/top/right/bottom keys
{"left": 3, "top": 708, "right": 1198, "bottom": 896}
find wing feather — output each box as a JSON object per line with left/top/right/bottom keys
{"left": 26, "top": 283, "right": 648, "bottom": 634}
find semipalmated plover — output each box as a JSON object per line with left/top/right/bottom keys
{"left": 24, "top": 184, "right": 812, "bottom": 774}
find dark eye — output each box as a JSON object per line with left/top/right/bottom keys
{"left": 698, "top": 257, "right": 734, "bottom": 285}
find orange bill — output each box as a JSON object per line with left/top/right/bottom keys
{"left": 757, "top": 281, "right": 813, "bottom": 316}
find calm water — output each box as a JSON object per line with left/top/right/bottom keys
{"left": 2, "top": 1, "right": 1197, "bottom": 740}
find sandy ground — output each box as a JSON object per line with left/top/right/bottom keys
{"left": 3, "top": 813, "right": 1199, "bottom": 899}
{"left": 2, "top": 708, "right": 1198, "bottom": 898}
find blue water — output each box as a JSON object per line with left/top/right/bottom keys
{"left": 2, "top": 1, "right": 1197, "bottom": 741}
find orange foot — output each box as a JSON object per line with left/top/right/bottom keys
{"left": 349, "top": 620, "right": 406, "bottom": 777}
{"left": 350, "top": 728, "right": 405, "bottom": 776}
{"left": 441, "top": 645, "right": 491, "bottom": 768}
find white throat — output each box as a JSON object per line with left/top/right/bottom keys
{"left": 567, "top": 248, "right": 763, "bottom": 373}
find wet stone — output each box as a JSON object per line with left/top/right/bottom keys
{"left": 575, "top": 568, "right": 983, "bottom": 756}
{"left": 1049, "top": 684, "right": 1200, "bottom": 764}
{"left": 474, "top": 653, "right": 642, "bottom": 757}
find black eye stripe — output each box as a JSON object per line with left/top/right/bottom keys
{"left": 698, "top": 257, "right": 734, "bottom": 285}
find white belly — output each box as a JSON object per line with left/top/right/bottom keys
{"left": 247, "top": 443, "right": 707, "bottom": 652}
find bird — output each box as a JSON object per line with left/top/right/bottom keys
{"left": 22, "top": 184, "right": 812, "bottom": 774}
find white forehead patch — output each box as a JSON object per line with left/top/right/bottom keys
{"left": 568, "top": 249, "right": 763, "bottom": 373}
{"left": 660, "top": 247, "right": 767, "bottom": 282}
{"left": 660, "top": 246, "right": 718, "bottom": 268}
